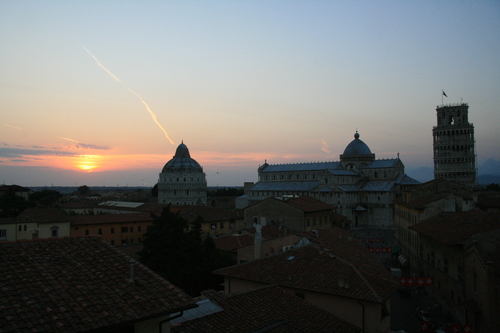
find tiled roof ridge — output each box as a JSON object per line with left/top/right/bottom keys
{"left": 0, "top": 236, "right": 186, "bottom": 294}
{"left": 0, "top": 235, "right": 98, "bottom": 245}
{"left": 214, "top": 244, "right": 329, "bottom": 278}
{"left": 322, "top": 254, "right": 383, "bottom": 303}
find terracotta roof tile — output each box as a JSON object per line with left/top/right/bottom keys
{"left": 409, "top": 209, "right": 500, "bottom": 245}
{"left": 214, "top": 235, "right": 254, "bottom": 252}
{"left": 285, "top": 195, "right": 335, "bottom": 212}
{"left": 172, "top": 285, "right": 360, "bottom": 333}
{"left": 69, "top": 212, "right": 153, "bottom": 225}
{"left": 16, "top": 208, "right": 70, "bottom": 222}
{"left": 0, "top": 237, "right": 196, "bottom": 332}
{"left": 215, "top": 234, "right": 398, "bottom": 303}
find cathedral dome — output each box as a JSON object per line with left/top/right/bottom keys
{"left": 343, "top": 132, "right": 372, "bottom": 155}
{"left": 161, "top": 142, "right": 203, "bottom": 173}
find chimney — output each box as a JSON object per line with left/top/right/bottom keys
{"left": 254, "top": 224, "right": 262, "bottom": 259}
{"left": 129, "top": 259, "right": 135, "bottom": 283}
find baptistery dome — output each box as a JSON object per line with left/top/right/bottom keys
{"left": 162, "top": 142, "right": 203, "bottom": 173}
{"left": 342, "top": 132, "right": 372, "bottom": 155}
{"left": 158, "top": 142, "right": 207, "bottom": 205}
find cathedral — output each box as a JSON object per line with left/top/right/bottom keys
{"left": 158, "top": 142, "right": 207, "bottom": 205}
{"left": 247, "top": 132, "right": 420, "bottom": 227}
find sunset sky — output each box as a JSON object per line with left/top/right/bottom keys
{"left": 1, "top": 1, "right": 499, "bottom": 187}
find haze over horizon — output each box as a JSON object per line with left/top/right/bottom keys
{"left": 1, "top": 1, "right": 499, "bottom": 187}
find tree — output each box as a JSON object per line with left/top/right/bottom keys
{"left": 76, "top": 185, "right": 91, "bottom": 196}
{"left": 485, "top": 183, "right": 500, "bottom": 191}
{"left": 29, "top": 190, "right": 62, "bottom": 206}
{"left": 0, "top": 192, "right": 30, "bottom": 218}
{"left": 138, "top": 206, "right": 235, "bottom": 296}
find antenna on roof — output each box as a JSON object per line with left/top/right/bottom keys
{"left": 129, "top": 259, "right": 135, "bottom": 283}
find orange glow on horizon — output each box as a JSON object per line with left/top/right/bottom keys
{"left": 75, "top": 155, "right": 100, "bottom": 172}
{"left": 1, "top": 148, "right": 331, "bottom": 174}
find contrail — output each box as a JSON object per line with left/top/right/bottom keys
{"left": 58, "top": 136, "right": 80, "bottom": 143}
{"left": 83, "top": 46, "right": 175, "bottom": 145}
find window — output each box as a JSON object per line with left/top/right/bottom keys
{"left": 122, "top": 227, "right": 128, "bottom": 233}
{"left": 130, "top": 226, "right": 133, "bottom": 233}
{"left": 24, "top": 225, "right": 27, "bottom": 231}
{"left": 0, "top": 229, "right": 6, "bottom": 240}
{"left": 98, "top": 228, "right": 102, "bottom": 235}
{"left": 18, "top": 225, "right": 22, "bottom": 232}
{"left": 111, "top": 227, "right": 115, "bottom": 234}
{"left": 220, "top": 222, "right": 224, "bottom": 229}
{"left": 50, "top": 226, "right": 59, "bottom": 237}
{"left": 85, "top": 230, "right": 89, "bottom": 236}
{"left": 137, "top": 226, "right": 141, "bottom": 232}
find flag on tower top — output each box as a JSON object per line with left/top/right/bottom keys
{"left": 442, "top": 90, "right": 448, "bottom": 97}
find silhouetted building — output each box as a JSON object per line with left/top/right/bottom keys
{"left": 247, "top": 132, "right": 419, "bottom": 227}
{"left": 158, "top": 142, "right": 207, "bottom": 205}
{"left": 433, "top": 103, "right": 477, "bottom": 187}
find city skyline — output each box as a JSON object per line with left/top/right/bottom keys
{"left": 1, "top": 1, "right": 499, "bottom": 187}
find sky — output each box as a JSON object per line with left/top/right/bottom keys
{"left": 1, "top": 1, "right": 499, "bottom": 187}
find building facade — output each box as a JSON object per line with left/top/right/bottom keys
{"left": 394, "top": 179, "right": 476, "bottom": 274}
{"left": 409, "top": 210, "right": 500, "bottom": 328}
{"left": 215, "top": 229, "right": 399, "bottom": 333}
{"left": 158, "top": 142, "right": 207, "bottom": 205}
{"left": 247, "top": 132, "right": 419, "bottom": 227}
{"left": 243, "top": 195, "right": 341, "bottom": 232}
{"left": 433, "top": 103, "right": 477, "bottom": 187}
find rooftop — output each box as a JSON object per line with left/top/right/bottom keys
{"left": 215, "top": 235, "right": 398, "bottom": 303}
{"left": 0, "top": 237, "right": 195, "bottom": 332}
{"left": 16, "top": 207, "right": 70, "bottom": 223}
{"left": 69, "top": 212, "right": 154, "bottom": 226}
{"left": 172, "top": 285, "right": 360, "bottom": 333}
{"left": 409, "top": 209, "right": 500, "bottom": 245}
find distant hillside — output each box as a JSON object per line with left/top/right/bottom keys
{"left": 406, "top": 158, "right": 500, "bottom": 185}
{"left": 478, "top": 158, "right": 500, "bottom": 175}
{"left": 478, "top": 175, "right": 500, "bottom": 185}
{"left": 405, "top": 167, "right": 432, "bottom": 183}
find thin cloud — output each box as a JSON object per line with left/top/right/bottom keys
{"left": 76, "top": 143, "right": 110, "bottom": 150}
{"left": 2, "top": 123, "right": 22, "bottom": 130}
{"left": 321, "top": 140, "right": 332, "bottom": 155}
{"left": 0, "top": 147, "right": 76, "bottom": 158}
{"left": 57, "top": 137, "right": 110, "bottom": 150}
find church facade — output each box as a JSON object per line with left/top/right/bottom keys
{"left": 158, "top": 142, "right": 207, "bottom": 205}
{"left": 247, "top": 132, "right": 420, "bottom": 227}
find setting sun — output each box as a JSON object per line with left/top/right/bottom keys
{"left": 75, "top": 155, "right": 100, "bottom": 172}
